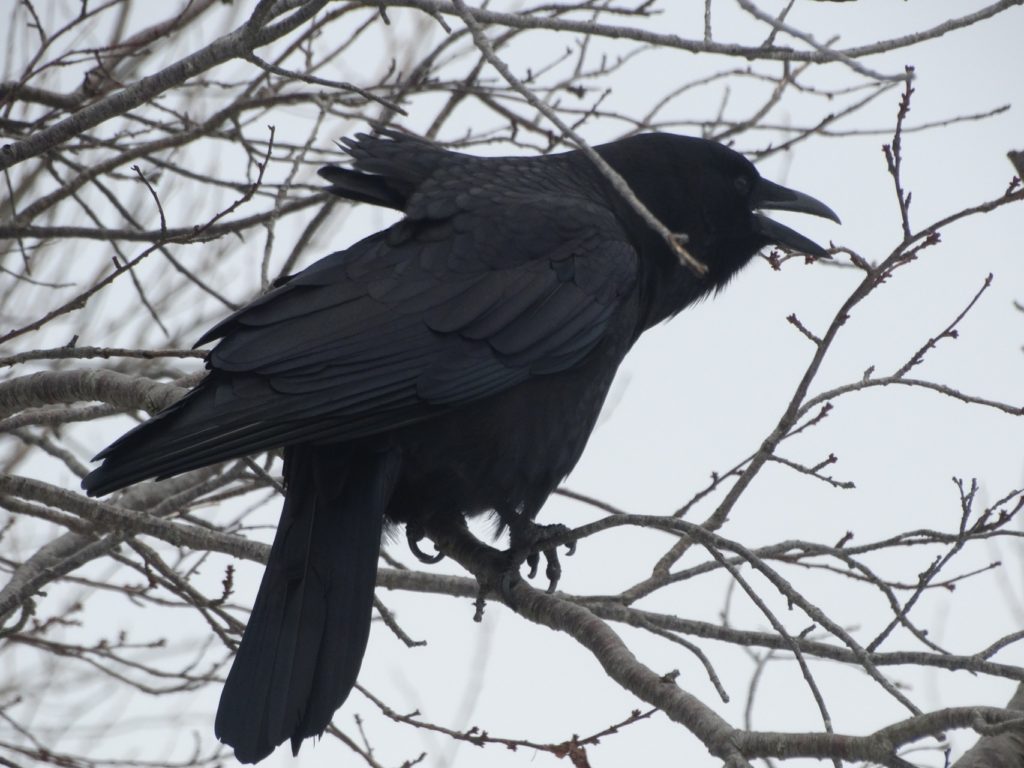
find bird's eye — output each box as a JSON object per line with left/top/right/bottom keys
{"left": 735, "top": 176, "right": 750, "bottom": 194}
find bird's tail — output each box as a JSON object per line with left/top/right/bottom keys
{"left": 215, "top": 444, "right": 400, "bottom": 764}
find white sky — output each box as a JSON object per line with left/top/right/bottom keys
{"left": 5, "top": 2, "right": 1024, "bottom": 767}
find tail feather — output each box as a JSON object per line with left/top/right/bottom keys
{"left": 215, "top": 444, "right": 400, "bottom": 764}
{"left": 317, "top": 165, "right": 406, "bottom": 210}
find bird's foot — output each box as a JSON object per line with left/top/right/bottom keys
{"left": 420, "top": 516, "right": 522, "bottom": 611}
{"left": 406, "top": 522, "right": 445, "bottom": 564}
{"left": 507, "top": 520, "right": 576, "bottom": 593}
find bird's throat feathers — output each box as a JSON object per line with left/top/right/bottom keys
{"left": 634, "top": 238, "right": 754, "bottom": 331}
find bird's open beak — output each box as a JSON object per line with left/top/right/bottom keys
{"left": 750, "top": 177, "right": 840, "bottom": 259}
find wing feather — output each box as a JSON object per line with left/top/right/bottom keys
{"left": 214, "top": 196, "right": 636, "bottom": 423}
{"left": 84, "top": 171, "right": 638, "bottom": 493}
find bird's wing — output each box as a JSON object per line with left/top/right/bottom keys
{"left": 84, "top": 189, "right": 637, "bottom": 490}
{"left": 207, "top": 191, "right": 637, "bottom": 410}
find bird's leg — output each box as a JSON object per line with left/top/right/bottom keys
{"left": 506, "top": 516, "right": 577, "bottom": 594}
{"left": 405, "top": 521, "right": 445, "bottom": 564}
{"left": 424, "top": 515, "right": 524, "bottom": 609}
{"left": 421, "top": 515, "right": 574, "bottom": 607}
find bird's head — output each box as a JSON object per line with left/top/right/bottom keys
{"left": 596, "top": 134, "right": 840, "bottom": 286}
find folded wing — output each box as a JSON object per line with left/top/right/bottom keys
{"left": 82, "top": 167, "right": 636, "bottom": 496}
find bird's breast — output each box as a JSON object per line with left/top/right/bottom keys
{"left": 384, "top": 308, "right": 637, "bottom": 526}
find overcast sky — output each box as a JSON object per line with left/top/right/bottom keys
{"left": 6, "top": 2, "right": 1024, "bottom": 767}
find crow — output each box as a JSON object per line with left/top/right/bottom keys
{"left": 82, "top": 130, "right": 838, "bottom": 763}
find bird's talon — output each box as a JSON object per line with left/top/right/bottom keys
{"left": 544, "top": 549, "right": 561, "bottom": 593}
{"left": 507, "top": 520, "right": 573, "bottom": 590}
{"left": 525, "top": 551, "right": 540, "bottom": 579}
{"left": 406, "top": 524, "right": 445, "bottom": 564}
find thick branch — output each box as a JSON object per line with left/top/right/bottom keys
{"left": 953, "top": 684, "right": 1024, "bottom": 768}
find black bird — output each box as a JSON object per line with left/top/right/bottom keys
{"left": 82, "top": 130, "right": 838, "bottom": 763}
